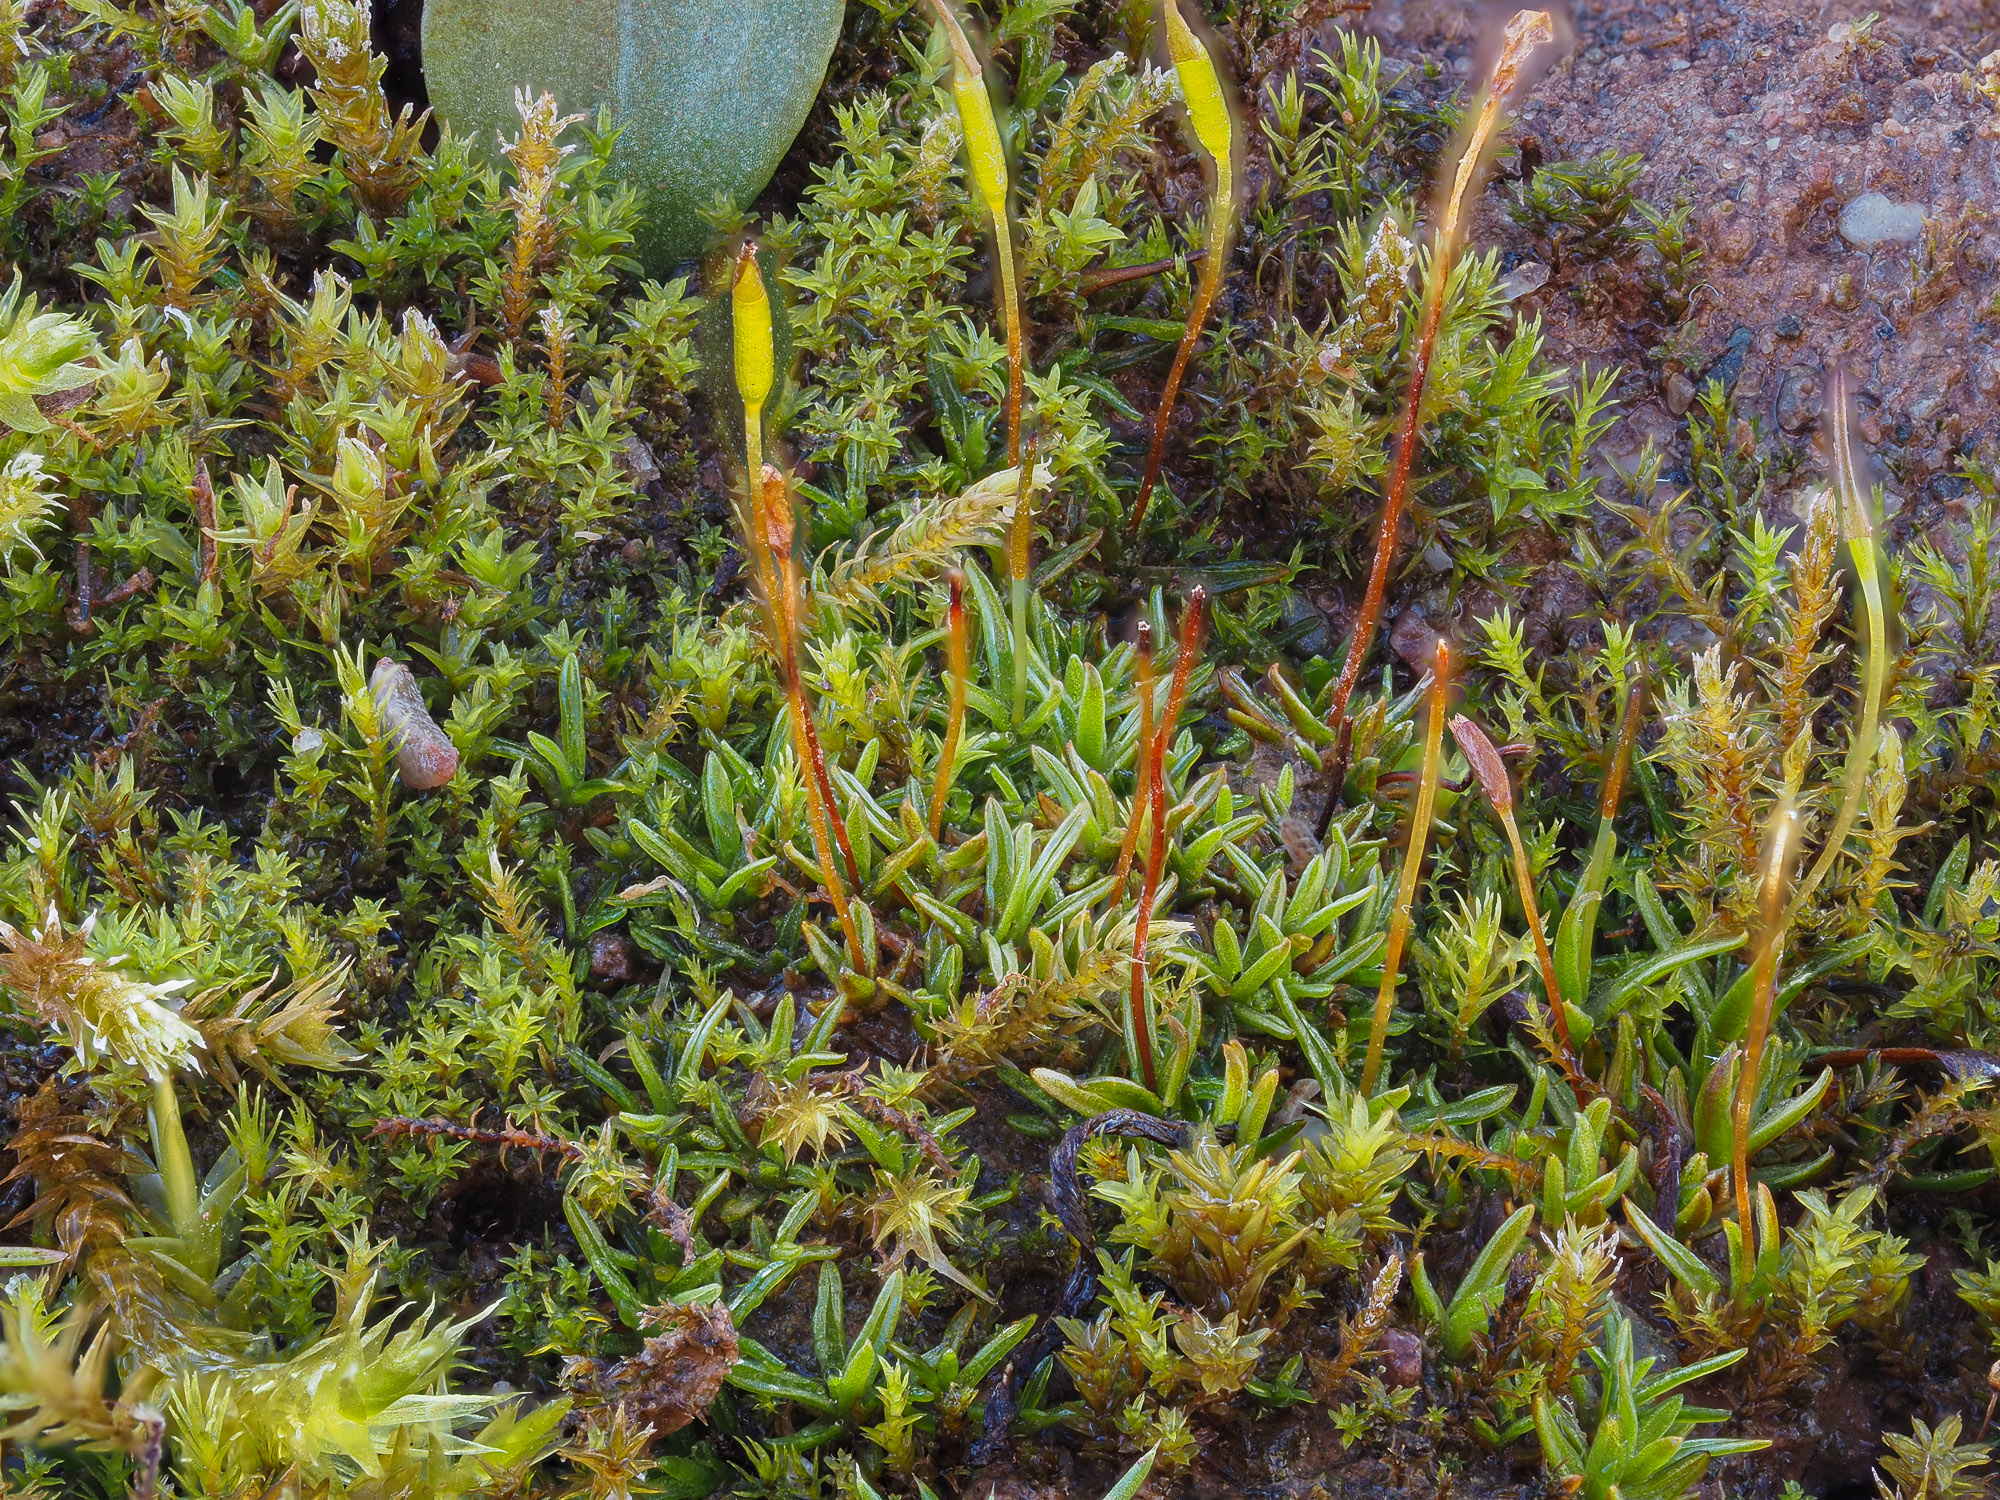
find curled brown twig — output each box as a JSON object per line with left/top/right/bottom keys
{"left": 369, "top": 1112, "right": 584, "bottom": 1164}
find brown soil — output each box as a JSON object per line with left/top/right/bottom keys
{"left": 1378, "top": 0, "right": 1999, "bottom": 505}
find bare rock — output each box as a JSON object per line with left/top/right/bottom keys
{"left": 1705, "top": 200, "right": 1758, "bottom": 265}
{"left": 619, "top": 433, "right": 661, "bottom": 489}
{"left": 1444, "top": 0, "right": 1995, "bottom": 493}
{"left": 369, "top": 659, "right": 460, "bottom": 790}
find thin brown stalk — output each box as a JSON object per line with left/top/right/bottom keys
{"left": 371, "top": 1111, "right": 583, "bottom": 1164}
{"left": 1321, "top": 10, "right": 1555, "bottom": 789}
{"left": 1110, "top": 620, "right": 1157, "bottom": 902}
{"left": 1125, "top": 590, "right": 1210, "bottom": 1096}
{"left": 1131, "top": 686, "right": 1172, "bottom": 1096}
{"left": 929, "top": 568, "right": 969, "bottom": 845}
{"left": 191, "top": 459, "right": 218, "bottom": 588}
{"left": 1130, "top": 240, "right": 1226, "bottom": 536}
{"left": 1154, "top": 585, "right": 1209, "bottom": 770}
{"left": 1077, "top": 250, "right": 1203, "bottom": 295}
{"left": 1601, "top": 667, "right": 1646, "bottom": 821}
{"left": 764, "top": 470, "right": 864, "bottom": 965}
{"left": 1129, "top": 3, "right": 1236, "bottom": 536}
{"left": 1734, "top": 799, "right": 1798, "bottom": 1240}
{"left": 1122, "top": 620, "right": 1159, "bottom": 1092}
{"left": 1451, "top": 712, "right": 1582, "bottom": 1083}
{"left": 1010, "top": 428, "right": 1039, "bottom": 726}
{"left": 1360, "top": 638, "right": 1452, "bottom": 1096}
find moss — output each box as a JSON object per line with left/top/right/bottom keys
{"left": 0, "top": 2, "right": 1993, "bottom": 1498}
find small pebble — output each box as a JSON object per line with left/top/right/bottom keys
{"left": 1702, "top": 326, "right": 1754, "bottom": 394}
{"left": 619, "top": 433, "right": 661, "bottom": 488}
{"left": 1389, "top": 608, "right": 1440, "bottom": 673}
{"left": 1665, "top": 372, "right": 1695, "bottom": 416}
{"left": 1838, "top": 192, "right": 1926, "bottom": 249}
{"left": 588, "top": 930, "right": 635, "bottom": 986}
{"left": 1497, "top": 261, "right": 1550, "bottom": 301}
{"left": 1776, "top": 366, "right": 1823, "bottom": 433}
{"left": 1774, "top": 313, "right": 1804, "bottom": 339}
{"left": 370, "top": 658, "right": 461, "bottom": 790}
{"left": 1279, "top": 591, "right": 1332, "bottom": 657}
{"left": 1379, "top": 1327, "right": 1424, "bottom": 1388}
{"left": 1275, "top": 816, "right": 1323, "bottom": 875}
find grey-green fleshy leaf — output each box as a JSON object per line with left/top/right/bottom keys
{"left": 421, "top": 0, "right": 846, "bottom": 270}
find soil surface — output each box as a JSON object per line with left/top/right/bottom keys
{"left": 1381, "top": 0, "right": 1999, "bottom": 505}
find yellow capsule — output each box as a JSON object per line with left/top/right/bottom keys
{"left": 731, "top": 243, "right": 773, "bottom": 413}
{"left": 951, "top": 58, "right": 1009, "bottom": 218}
{"left": 1164, "top": 1, "right": 1233, "bottom": 172}
{"left": 925, "top": 2, "right": 1009, "bottom": 216}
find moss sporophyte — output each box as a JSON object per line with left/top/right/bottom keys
{"left": 0, "top": 0, "right": 1985, "bottom": 1493}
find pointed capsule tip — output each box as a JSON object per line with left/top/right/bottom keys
{"left": 1496, "top": 10, "right": 1557, "bottom": 79}
{"left": 1448, "top": 714, "right": 1513, "bottom": 815}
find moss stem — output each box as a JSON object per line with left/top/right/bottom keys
{"left": 1321, "top": 11, "right": 1554, "bottom": 799}
{"left": 150, "top": 1071, "right": 200, "bottom": 1243}
{"left": 1130, "top": 197, "right": 1229, "bottom": 536}
{"left": 764, "top": 469, "right": 865, "bottom": 966}
{"left": 1123, "top": 621, "right": 1158, "bottom": 1089}
{"left": 1786, "top": 367, "right": 1889, "bottom": 925}
{"left": 1450, "top": 712, "right": 1583, "bottom": 1085}
{"left": 1734, "top": 801, "right": 1798, "bottom": 1247}
{"left": 929, "top": 569, "right": 969, "bottom": 846}
{"left": 1130, "top": 2, "right": 1236, "bottom": 536}
{"left": 1111, "top": 619, "right": 1156, "bottom": 904}
{"left": 1009, "top": 434, "right": 1037, "bottom": 726}
{"left": 996, "top": 222, "right": 1024, "bottom": 465}
{"left": 1360, "top": 638, "right": 1452, "bottom": 1096}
